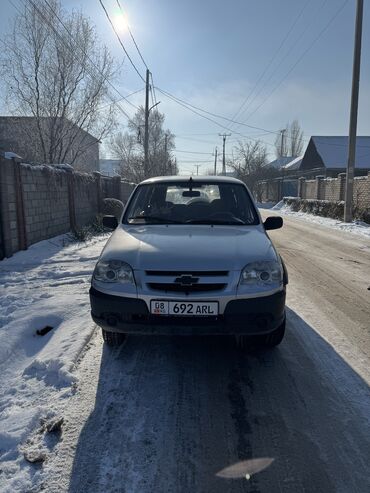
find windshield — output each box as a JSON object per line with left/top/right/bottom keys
{"left": 124, "top": 181, "right": 259, "bottom": 225}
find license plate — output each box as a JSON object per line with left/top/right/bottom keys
{"left": 150, "top": 300, "right": 218, "bottom": 316}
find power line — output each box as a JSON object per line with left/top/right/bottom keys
{"left": 32, "top": 0, "right": 140, "bottom": 117}
{"left": 98, "top": 0, "right": 146, "bottom": 83}
{"left": 150, "top": 72, "right": 158, "bottom": 106}
{"left": 232, "top": 0, "right": 327, "bottom": 129}
{"left": 175, "top": 159, "right": 214, "bottom": 163}
{"left": 155, "top": 87, "right": 277, "bottom": 147}
{"left": 175, "top": 149, "right": 213, "bottom": 155}
{"left": 239, "top": 0, "right": 349, "bottom": 124}
{"left": 99, "top": 87, "right": 145, "bottom": 109}
{"left": 156, "top": 86, "right": 308, "bottom": 146}
{"left": 229, "top": 0, "right": 311, "bottom": 130}
{"left": 35, "top": 0, "right": 142, "bottom": 130}
{"left": 115, "top": 0, "right": 149, "bottom": 69}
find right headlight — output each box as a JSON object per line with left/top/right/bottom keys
{"left": 93, "top": 259, "right": 135, "bottom": 284}
{"left": 240, "top": 260, "right": 282, "bottom": 287}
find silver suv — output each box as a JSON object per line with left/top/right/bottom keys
{"left": 90, "top": 176, "right": 287, "bottom": 347}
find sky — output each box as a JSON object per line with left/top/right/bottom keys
{"left": 1, "top": 0, "right": 369, "bottom": 174}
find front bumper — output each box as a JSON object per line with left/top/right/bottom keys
{"left": 90, "top": 287, "right": 286, "bottom": 335}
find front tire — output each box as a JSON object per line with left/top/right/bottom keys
{"left": 261, "top": 316, "right": 285, "bottom": 347}
{"left": 102, "top": 329, "right": 126, "bottom": 346}
{"left": 235, "top": 316, "right": 286, "bottom": 350}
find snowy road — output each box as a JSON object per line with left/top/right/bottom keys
{"left": 1, "top": 215, "right": 370, "bottom": 492}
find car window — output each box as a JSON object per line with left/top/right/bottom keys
{"left": 124, "top": 181, "right": 259, "bottom": 225}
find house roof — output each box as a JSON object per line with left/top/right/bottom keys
{"left": 266, "top": 156, "right": 295, "bottom": 169}
{"left": 308, "top": 136, "right": 370, "bottom": 169}
{"left": 282, "top": 155, "right": 303, "bottom": 170}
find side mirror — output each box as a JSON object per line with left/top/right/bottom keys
{"left": 263, "top": 216, "right": 283, "bottom": 230}
{"left": 103, "top": 215, "right": 118, "bottom": 230}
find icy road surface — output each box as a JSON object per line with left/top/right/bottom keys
{"left": 1, "top": 214, "right": 370, "bottom": 493}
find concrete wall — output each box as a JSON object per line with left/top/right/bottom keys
{"left": 258, "top": 172, "right": 370, "bottom": 210}
{"left": 0, "top": 157, "right": 135, "bottom": 259}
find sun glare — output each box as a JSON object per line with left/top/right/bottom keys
{"left": 113, "top": 12, "right": 129, "bottom": 33}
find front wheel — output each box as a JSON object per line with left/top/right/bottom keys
{"left": 261, "top": 317, "right": 285, "bottom": 347}
{"left": 102, "top": 329, "right": 126, "bottom": 346}
{"left": 235, "top": 316, "right": 286, "bottom": 350}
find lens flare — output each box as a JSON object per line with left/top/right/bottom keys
{"left": 112, "top": 11, "right": 129, "bottom": 33}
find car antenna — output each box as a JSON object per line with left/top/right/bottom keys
{"left": 189, "top": 176, "right": 193, "bottom": 191}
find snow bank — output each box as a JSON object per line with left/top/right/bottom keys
{"left": 265, "top": 203, "right": 370, "bottom": 239}
{"left": 0, "top": 233, "right": 108, "bottom": 492}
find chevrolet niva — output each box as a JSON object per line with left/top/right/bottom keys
{"left": 90, "top": 176, "right": 287, "bottom": 347}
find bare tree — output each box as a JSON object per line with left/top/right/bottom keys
{"left": 228, "top": 140, "right": 278, "bottom": 196}
{"left": 0, "top": 0, "right": 117, "bottom": 169}
{"left": 274, "top": 120, "right": 304, "bottom": 158}
{"left": 110, "top": 107, "right": 177, "bottom": 181}
{"left": 289, "top": 119, "right": 304, "bottom": 157}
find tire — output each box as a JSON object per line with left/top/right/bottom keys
{"left": 235, "top": 316, "right": 286, "bottom": 350}
{"left": 102, "top": 329, "right": 126, "bottom": 346}
{"left": 261, "top": 316, "right": 286, "bottom": 348}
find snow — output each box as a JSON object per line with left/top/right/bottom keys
{"left": 269, "top": 201, "right": 370, "bottom": 238}
{"left": 281, "top": 155, "right": 303, "bottom": 170}
{"left": 0, "top": 233, "right": 108, "bottom": 492}
{"left": 4, "top": 151, "right": 23, "bottom": 160}
{"left": 1, "top": 214, "right": 369, "bottom": 491}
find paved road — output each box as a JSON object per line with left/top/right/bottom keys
{"left": 262, "top": 211, "right": 370, "bottom": 359}
{"left": 44, "top": 215, "right": 370, "bottom": 493}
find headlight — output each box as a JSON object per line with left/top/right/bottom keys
{"left": 93, "top": 260, "right": 135, "bottom": 284}
{"left": 240, "top": 261, "right": 282, "bottom": 286}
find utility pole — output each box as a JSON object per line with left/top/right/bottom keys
{"left": 280, "top": 128, "right": 286, "bottom": 158}
{"left": 164, "top": 132, "right": 169, "bottom": 175}
{"left": 219, "top": 133, "right": 231, "bottom": 175}
{"left": 194, "top": 164, "right": 201, "bottom": 176}
{"left": 213, "top": 147, "right": 218, "bottom": 175}
{"left": 344, "top": 0, "right": 363, "bottom": 222}
{"left": 144, "top": 68, "right": 150, "bottom": 178}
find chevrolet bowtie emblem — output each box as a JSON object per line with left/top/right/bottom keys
{"left": 174, "top": 275, "right": 199, "bottom": 286}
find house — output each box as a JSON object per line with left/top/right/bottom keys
{"left": 99, "top": 159, "right": 122, "bottom": 177}
{"left": 299, "top": 136, "right": 370, "bottom": 176}
{"left": 0, "top": 116, "right": 99, "bottom": 172}
{"left": 281, "top": 155, "right": 303, "bottom": 170}
{"left": 265, "top": 156, "right": 297, "bottom": 169}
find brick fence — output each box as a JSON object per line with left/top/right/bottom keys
{"left": 0, "top": 157, "right": 136, "bottom": 259}
{"left": 258, "top": 171, "right": 370, "bottom": 208}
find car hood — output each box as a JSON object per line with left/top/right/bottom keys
{"left": 100, "top": 224, "right": 278, "bottom": 271}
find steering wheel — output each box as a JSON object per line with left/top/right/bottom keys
{"left": 187, "top": 197, "right": 210, "bottom": 205}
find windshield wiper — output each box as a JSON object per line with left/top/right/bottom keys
{"left": 185, "top": 218, "right": 246, "bottom": 225}
{"left": 128, "top": 215, "right": 184, "bottom": 224}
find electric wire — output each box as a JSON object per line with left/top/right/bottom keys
{"left": 32, "top": 0, "right": 140, "bottom": 127}
{"left": 30, "top": 0, "right": 140, "bottom": 119}
{"left": 115, "top": 0, "right": 149, "bottom": 70}
{"left": 238, "top": 0, "right": 349, "bottom": 126}
{"left": 229, "top": 0, "right": 311, "bottom": 130}
{"left": 98, "top": 0, "right": 145, "bottom": 83}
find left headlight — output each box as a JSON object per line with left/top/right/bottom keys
{"left": 93, "top": 260, "right": 135, "bottom": 284}
{"left": 240, "top": 260, "right": 282, "bottom": 287}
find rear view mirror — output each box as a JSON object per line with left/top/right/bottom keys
{"left": 263, "top": 216, "right": 283, "bottom": 230}
{"left": 103, "top": 215, "right": 118, "bottom": 230}
{"left": 182, "top": 190, "right": 200, "bottom": 197}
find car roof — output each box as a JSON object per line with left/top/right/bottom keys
{"left": 139, "top": 175, "right": 245, "bottom": 185}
